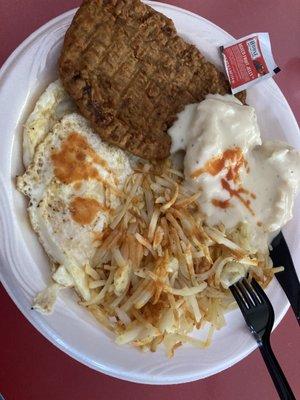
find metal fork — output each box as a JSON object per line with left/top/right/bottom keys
{"left": 230, "top": 278, "right": 296, "bottom": 400}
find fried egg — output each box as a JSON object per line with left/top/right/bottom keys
{"left": 23, "top": 80, "right": 76, "bottom": 167}
{"left": 18, "top": 112, "right": 133, "bottom": 306}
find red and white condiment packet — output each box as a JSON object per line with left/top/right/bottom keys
{"left": 220, "top": 33, "right": 280, "bottom": 94}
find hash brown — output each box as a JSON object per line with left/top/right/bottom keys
{"left": 59, "top": 0, "right": 245, "bottom": 159}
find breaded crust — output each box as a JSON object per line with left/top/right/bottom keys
{"left": 59, "top": 0, "right": 246, "bottom": 159}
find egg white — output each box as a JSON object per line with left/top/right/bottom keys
{"left": 18, "top": 112, "right": 133, "bottom": 305}
{"left": 23, "top": 80, "right": 76, "bottom": 167}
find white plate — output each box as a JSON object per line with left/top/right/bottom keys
{"left": 0, "top": 1, "right": 299, "bottom": 385}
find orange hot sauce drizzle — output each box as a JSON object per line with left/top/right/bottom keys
{"left": 221, "top": 179, "right": 255, "bottom": 216}
{"left": 51, "top": 132, "right": 123, "bottom": 197}
{"left": 69, "top": 196, "right": 103, "bottom": 225}
{"left": 190, "top": 148, "right": 245, "bottom": 180}
{"left": 51, "top": 132, "right": 112, "bottom": 184}
{"left": 50, "top": 133, "right": 117, "bottom": 225}
{"left": 211, "top": 198, "right": 231, "bottom": 209}
{"left": 191, "top": 147, "right": 256, "bottom": 214}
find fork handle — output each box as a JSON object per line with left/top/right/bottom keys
{"left": 259, "top": 338, "right": 295, "bottom": 400}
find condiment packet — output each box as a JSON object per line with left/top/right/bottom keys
{"left": 220, "top": 33, "right": 280, "bottom": 94}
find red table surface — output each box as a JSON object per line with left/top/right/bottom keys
{"left": 0, "top": 1, "right": 299, "bottom": 399}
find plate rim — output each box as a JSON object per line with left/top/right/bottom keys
{"left": 0, "top": 1, "right": 296, "bottom": 385}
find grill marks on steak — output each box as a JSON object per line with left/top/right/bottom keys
{"left": 59, "top": 0, "right": 244, "bottom": 159}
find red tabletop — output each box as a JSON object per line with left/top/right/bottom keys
{"left": 1, "top": 1, "right": 299, "bottom": 399}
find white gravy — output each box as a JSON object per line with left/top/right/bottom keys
{"left": 168, "top": 94, "right": 300, "bottom": 250}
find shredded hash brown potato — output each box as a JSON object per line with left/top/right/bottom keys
{"left": 44, "top": 160, "right": 281, "bottom": 357}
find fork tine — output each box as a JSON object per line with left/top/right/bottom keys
{"left": 236, "top": 280, "right": 254, "bottom": 308}
{"left": 251, "top": 279, "right": 272, "bottom": 306}
{"left": 230, "top": 285, "right": 248, "bottom": 316}
{"left": 242, "top": 278, "right": 261, "bottom": 305}
{"left": 251, "top": 279, "right": 275, "bottom": 328}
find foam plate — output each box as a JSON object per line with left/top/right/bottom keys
{"left": 0, "top": 2, "right": 299, "bottom": 384}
